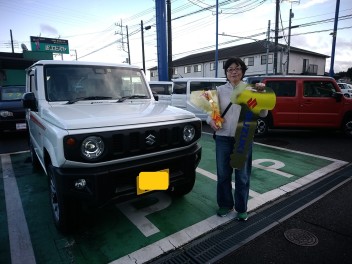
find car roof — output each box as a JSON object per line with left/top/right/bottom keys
{"left": 172, "top": 77, "right": 226, "bottom": 82}
{"left": 149, "top": 81, "right": 173, "bottom": 84}
{"left": 28, "top": 60, "right": 141, "bottom": 70}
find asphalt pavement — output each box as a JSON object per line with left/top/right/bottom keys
{"left": 216, "top": 165, "right": 352, "bottom": 264}
{"left": 148, "top": 163, "right": 352, "bottom": 264}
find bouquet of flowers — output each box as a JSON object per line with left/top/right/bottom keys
{"left": 190, "top": 90, "right": 224, "bottom": 128}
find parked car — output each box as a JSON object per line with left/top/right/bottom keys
{"left": 0, "top": 85, "right": 27, "bottom": 133}
{"left": 337, "top": 82, "right": 352, "bottom": 98}
{"left": 171, "top": 77, "right": 227, "bottom": 121}
{"left": 148, "top": 81, "right": 173, "bottom": 104}
{"left": 22, "top": 60, "right": 202, "bottom": 233}
{"left": 252, "top": 76, "right": 352, "bottom": 137}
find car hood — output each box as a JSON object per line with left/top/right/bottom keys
{"left": 42, "top": 101, "right": 196, "bottom": 130}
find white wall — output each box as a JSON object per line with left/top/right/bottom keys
{"left": 150, "top": 51, "right": 327, "bottom": 80}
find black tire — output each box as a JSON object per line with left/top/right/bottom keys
{"left": 342, "top": 117, "right": 352, "bottom": 137}
{"left": 255, "top": 117, "right": 269, "bottom": 137}
{"left": 47, "top": 163, "right": 78, "bottom": 233}
{"left": 168, "top": 171, "right": 196, "bottom": 197}
{"left": 29, "top": 139, "right": 41, "bottom": 170}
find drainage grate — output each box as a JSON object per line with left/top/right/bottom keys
{"left": 148, "top": 164, "right": 351, "bottom": 264}
{"left": 284, "top": 228, "right": 319, "bottom": 246}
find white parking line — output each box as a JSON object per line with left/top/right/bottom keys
{"left": 1, "top": 154, "right": 36, "bottom": 264}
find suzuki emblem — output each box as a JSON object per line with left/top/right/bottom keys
{"left": 146, "top": 134, "right": 156, "bottom": 145}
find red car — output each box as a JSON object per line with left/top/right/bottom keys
{"left": 249, "top": 76, "right": 352, "bottom": 137}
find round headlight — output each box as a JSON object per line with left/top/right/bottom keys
{"left": 183, "top": 125, "right": 195, "bottom": 142}
{"left": 81, "top": 136, "right": 104, "bottom": 160}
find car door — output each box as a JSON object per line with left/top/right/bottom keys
{"left": 171, "top": 81, "right": 187, "bottom": 109}
{"left": 265, "top": 79, "right": 300, "bottom": 126}
{"left": 299, "top": 80, "right": 341, "bottom": 127}
{"left": 27, "top": 69, "right": 45, "bottom": 162}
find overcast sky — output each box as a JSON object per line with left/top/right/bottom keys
{"left": 1, "top": 0, "right": 351, "bottom": 75}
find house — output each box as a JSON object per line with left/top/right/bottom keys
{"left": 149, "top": 41, "right": 329, "bottom": 81}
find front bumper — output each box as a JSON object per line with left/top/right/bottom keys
{"left": 53, "top": 144, "right": 202, "bottom": 206}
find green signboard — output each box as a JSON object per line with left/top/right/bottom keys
{"left": 30, "top": 36, "right": 69, "bottom": 54}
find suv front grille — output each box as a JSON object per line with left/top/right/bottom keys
{"left": 112, "top": 126, "right": 182, "bottom": 156}
{"left": 64, "top": 121, "right": 201, "bottom": 163}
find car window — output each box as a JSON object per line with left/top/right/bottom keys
{"left": 149, "top": 84, "right": 172, "bottom": 95}
{"left": 189, "top": 81, "right": 225, "bottom": 93}
{"left": 0, "top": 86, "right": 26, "bottom": 101}
{"left": 173, "top": 82, "right": 187, "bottom": 94}
{"left": 303, "top": 81, "right": 336, "bottom": 97}
{"left": 265, "top": 80, "right": 296, "bottom": 97}
{"left": 44, "top": 65, "right": 149, "bottom": 101}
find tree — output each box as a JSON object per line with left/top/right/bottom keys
{"left": 346, "top": 67, "right": 352, "bottom": 79}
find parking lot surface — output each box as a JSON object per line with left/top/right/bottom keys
{"left": 0, "top": 132, "right": 349, "bottom": 264}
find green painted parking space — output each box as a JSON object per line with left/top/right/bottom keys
{"left": 1, "top": 133, "right": 347, "bottom": 264}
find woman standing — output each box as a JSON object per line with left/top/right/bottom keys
{"left": 207, "top": 57, "right": 266, "bottom": 221}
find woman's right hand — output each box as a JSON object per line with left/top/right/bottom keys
{"left": 209, "top": 119, "right": 220, "bottom": 131}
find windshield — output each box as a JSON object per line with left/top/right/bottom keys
{"left": 0, "top": 86, "right": 26, "bottom": 101}
{"left": 44, "top": 65, "right": 150, "bottom": 102}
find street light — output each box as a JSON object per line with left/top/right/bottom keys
{"left": 141, "top": 20, "right": 151, "bottom": 73}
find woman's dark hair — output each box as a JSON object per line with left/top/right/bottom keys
{"left": 223, "top": 57, "right": 248, "bottom": 79}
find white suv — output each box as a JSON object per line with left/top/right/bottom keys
{"left": 337, "top": 82, "right": 352, "bottom": 98}
{"left": 22, "top": 60, "right": 202, "bottom": 233}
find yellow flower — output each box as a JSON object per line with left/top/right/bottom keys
{"left": 190, "top": 90, "right": 223, "bottom": 128}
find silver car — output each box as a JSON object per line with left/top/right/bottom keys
{"left": 337, "top": 82, "right": 352, "bottom": 98}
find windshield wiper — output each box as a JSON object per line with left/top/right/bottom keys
{"left": 116, "top": 95, "right": 148, "bottom": 102}
{"left": 66, "top": 96, "right": 113, "bottom": 104}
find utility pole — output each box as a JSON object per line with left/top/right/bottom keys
{"left": 266, "top": 20, "right": 271, "bottom": 75}
{"left": 283, "top": 0, "right": 300, "bottom": 75}
{"left": 126, "top": 25, "right": 130, "bottom": 64}
{"left": 10, "top": 29, "right": 14, "bottom": 53}
{"left": 274, "top": 0, "right": 279, "bottom": 75}
{"left": 141, "top": 20, "right": 151, "bottom": 73}
{"left": 71, "top": 49, "right": 77, "bottom": 60}
{"left": 215, "top": 0, "right": 219, "bottom": 77}
{"left": 286, "top": 8, "right": 293, "bottom": 75}
{"left": 141, "top": 20, "right": 146, "bottom": 73}
{"left": 115, "top": 20, "right": 131, "bottom": 64}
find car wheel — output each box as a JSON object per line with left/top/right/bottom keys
{"left": 168, "top": 171, "right": 196, "bottom": 196}
{"left": 29, "top": 139, "right": 41, "bottom": 170}
{"left": 47, "top": 163, "right": 78, "bottom": 233}
{"left": 342, "top": 116, "right": 352, "bottom": 137}
{"left": 255, "top": 117, "right": 269, "bottom": 137}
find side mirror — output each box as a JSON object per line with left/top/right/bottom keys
{"left": 331, "top": 91, "right": 343, "bottom": 102}
{"left": 152, "top": 91, "right": 159, "bottom": 101}
{"left": 22, "top": 92, "right": 38, "bottom": 111}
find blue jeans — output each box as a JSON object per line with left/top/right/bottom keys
{"left": 215, "top": 135, "right": 252, "bottom": 213}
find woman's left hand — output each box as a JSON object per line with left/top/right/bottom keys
{"left": 255, "top": 82, "right": 266, "bottom": 92}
